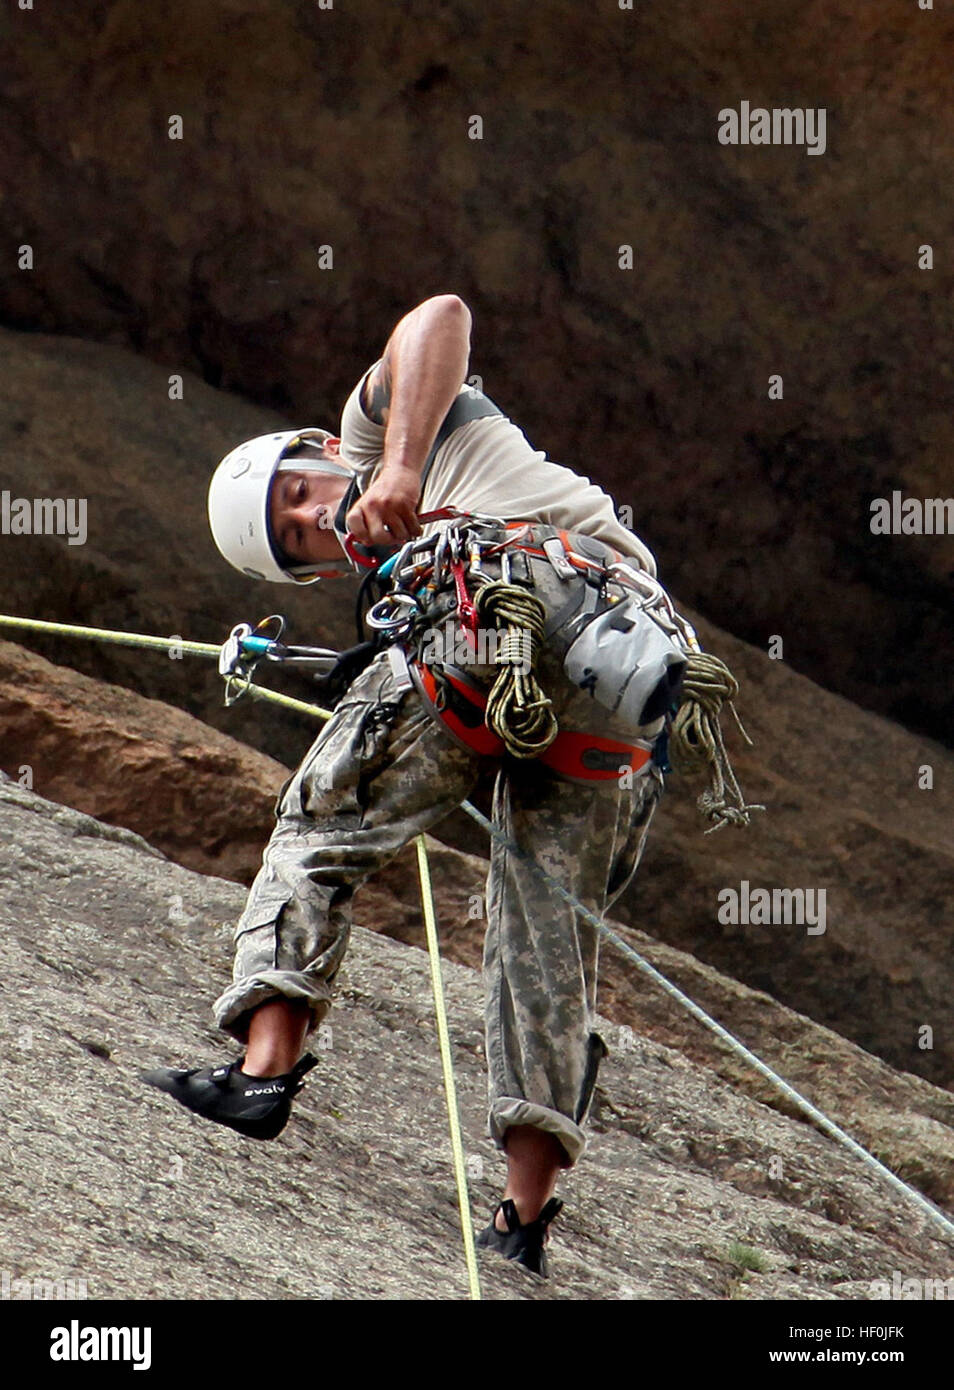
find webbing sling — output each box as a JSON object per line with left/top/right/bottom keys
{"left": 333, "top": 383, "right": 504, "bottom": 566}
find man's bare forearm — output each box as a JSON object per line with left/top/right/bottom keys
{"left": 382, "top": 294, "right": 472, "bottom": 478}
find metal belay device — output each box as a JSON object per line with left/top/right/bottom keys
{"left": 216, "top": 613, "right": 341, "bottom": 705}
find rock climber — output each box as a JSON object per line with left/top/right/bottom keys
{"left": 142, "top": 293, "right": 693, "bottom": 1280}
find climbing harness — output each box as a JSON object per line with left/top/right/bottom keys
{"left": 408, "top": 657, "right": 654, "bottom": 781}
{"left": 342, "top": 514, "right": 667, "bottom": 782}
{"left": 2, "top": 608, "right": 953, "bottom": 1297}
{"left": 339, "top": 511, "right": 760, "bottom": 819}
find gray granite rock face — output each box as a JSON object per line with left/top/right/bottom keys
{"left": 1, "top": 778, "right": 952, "bottom": 1300}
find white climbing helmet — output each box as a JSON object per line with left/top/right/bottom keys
{"left": 207, "top": 428, "right": 354, "bottom": 584}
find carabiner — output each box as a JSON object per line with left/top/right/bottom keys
{"left": 366, "top": 593, "right": 418, "bottom": 631}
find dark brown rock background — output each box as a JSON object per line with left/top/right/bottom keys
{"left": 0, "top": 1, "right": 952, "bottom": 744}
{"left": 0, "top": 326, "right": 354, "bottom": 772}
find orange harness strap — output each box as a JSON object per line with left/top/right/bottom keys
{"left": 412, "top": 660, "right": 504, "bottom": 756}
{"left": 538, "top": 729, "right": 653, "bottom": 783}
{"left": 410, "top": 660, "right": 653, "bottom": 783}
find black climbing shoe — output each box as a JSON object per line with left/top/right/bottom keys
{"left": 476, "top": 1197, "right": 564, "bottom": 1279}
{"left": 140, "top": 1053, "right": 318, "bottom": 1141}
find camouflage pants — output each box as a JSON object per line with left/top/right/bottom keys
{"left": 213, "top": 544, "right": 666, "bottom": 1167}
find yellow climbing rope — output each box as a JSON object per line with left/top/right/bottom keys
{"left": 0, "top": 613, "right": 222, "bottom": 657}
{"left": 0, "top": 611, "right": 483, "bottom": 1300}
{"left": 416, "top": 837, "right": 482, "bottom": 1299}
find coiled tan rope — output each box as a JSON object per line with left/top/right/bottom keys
{"left": 474, "top": 580, "right": 559, "bottom": 758}
{"left": 669, "top": 651, "right": 765, "bottom": 833}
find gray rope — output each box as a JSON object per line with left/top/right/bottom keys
{"left": 460, "top": 799, "right": 954, "bottom": 1246}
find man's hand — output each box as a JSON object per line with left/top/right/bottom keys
{"left": 346, "top": 295, "right": 472, "bottom": 547}
{"left": 345, "top": 463, "right": 423, "bottom": 546}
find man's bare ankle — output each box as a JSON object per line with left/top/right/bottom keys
{"left": 240, "top": 1056, "right": 296, "bottom": 1079}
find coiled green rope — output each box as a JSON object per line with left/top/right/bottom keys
{"left": 474, "top": 580, "right": 559, "bottom": 759}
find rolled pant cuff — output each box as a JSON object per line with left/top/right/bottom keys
{"left": 212, "top": 972, "right": 333, "bottom": 1045}
{"left": 489, "top": 1097, "right": 587, "bottom": 1169}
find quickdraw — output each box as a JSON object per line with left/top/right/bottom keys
{"left": 345, "top": 513, "right": 700, "bottom": 653}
